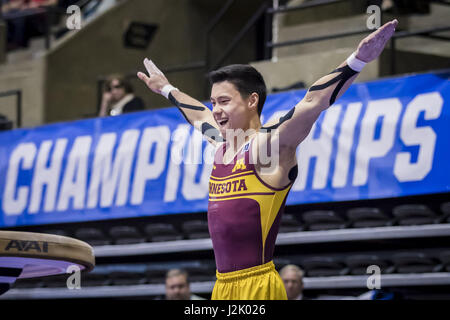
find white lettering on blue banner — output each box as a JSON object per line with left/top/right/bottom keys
{"left": 0, "top": 72, "right": 448, "bottom": 226}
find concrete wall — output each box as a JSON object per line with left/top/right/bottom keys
{"left": 43, "top": 0, "right": 266, "bottom": 124}
{"left": 278, "top": 0, "right": 366, "bottom": 26}
{"left": 252, "top": 48, "right": 450, "bottom": 94}
{"left": 273, "top": 14, "right": 368, "bottom": 59}
{"left": 0, "top": 56, "right": 46, "bottom": 128}
{"left": 251, "top": 48, "right": 367, "bottom": 91}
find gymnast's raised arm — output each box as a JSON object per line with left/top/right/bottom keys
{"left": 137, "top": 59, "right": 223, "bottom": 145}
{"left": 261, "top": 19, "right": 398, "bottom": 151}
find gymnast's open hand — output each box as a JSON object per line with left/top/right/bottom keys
{"left": 356, "top": 19, "right": 398, "bottom": 63}
{"left": 137, "top": 58, "right": 170, "bottom": 95}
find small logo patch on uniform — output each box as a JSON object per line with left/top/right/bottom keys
{"left": 241, "top": 142, "right": 250, "bottom": 154}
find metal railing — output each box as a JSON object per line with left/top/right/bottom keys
{"left": 0, "top": 89, "right": 22, "bottom": 128}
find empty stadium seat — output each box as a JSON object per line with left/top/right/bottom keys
{"left": 146, "top": 268, "right": 169, "bottom": 284}
{"left": 392, "top": 204, "right": 439, "bottom": 226}
{"left": 144, "top": 223, "right": 183, "bottom": 242}
{"left": 74, "top": 227, "right": 111, "bottom": 246}
{"left": 82, "top": 271, "right": 111, "bottom": 287}
{"left": 346, "top": 207, "right": 392, "bottom": 228}
{"left": 273, "top": 257, "right": 294, "bottom": 271}
{"left": 185, "top": 262, "right": 216, "bottom": 282}
{"left": 301, "top": 256, "right": 348, "bottom": 277}
{"left": 81, "top": 265, "right": 112, "bottom": 287}
{"left": 109, "top": 265, "right": 147, "bottom": 286}
{"left": 301, "top": 210, "right": 348, "bottom": 231}
{"left": 109, "top": 225, "right": 146, "bottom": 245}
{"left": 12, "top": 277, "right": 44, "bottom": 289}
{"left": 439, "top": 251, "right": 450, "bottom": 272}
{"left": 181, "top": 220, "right": 210, "bottom": 240}
{"left": 345, "top": 254, "right": 394, "bottom": 275}
{"left": 42, "top": 274, "right": 69, "bottom": 288}
{"left": 391, "top": 252, "right": 442, "bottom": 273}
{"left": 441, "top": 202, "right": 450, "bottom": 223}
{"left": 279, "top": 214, "right": 303, "bottom": 233}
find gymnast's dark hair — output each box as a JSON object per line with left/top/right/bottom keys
{"left": 209, "top": 64, "right": 266, "bottom": 116}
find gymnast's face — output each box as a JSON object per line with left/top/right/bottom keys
{"left": 109, "top": 79, "right": 127, "bottom": 102}
{"left": 165, "top": 274, "right": 191, "bottom": 300}
{"left": 281, "top": 269, "right": 304, "bottom": 300}
{"left": 211, "top": 81, "right": 257, "bottom": 139}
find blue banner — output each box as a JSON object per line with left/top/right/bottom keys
{"left": 0, "top": 71, "right": 449, "bottom": 227}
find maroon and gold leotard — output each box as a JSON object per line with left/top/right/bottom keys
{"left": 207, "top": 139, "right": 293, "bottom": 273}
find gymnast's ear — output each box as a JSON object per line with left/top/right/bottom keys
{"left": 247, "top": 92, "right": 259, "bottom": 112}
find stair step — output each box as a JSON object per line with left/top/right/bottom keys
{"left": 274, "top": 14, "right": 369, "bottom": 58}
{"left": 252, "top": 48, "right": 357, "bottom": 92}
{"left": 277, "top": 0, "right": 366, "bottom": 27}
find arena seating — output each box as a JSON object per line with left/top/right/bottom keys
{"left": 5, "top": 194, "right": 448, "bottom": 300}
{"left": 392, "top": 204, "right": 441, "bottom": 226}
{"left": 300, "top": 210, "right": 348, "bottom": 231}
{"left": 279, "top": 214, "right": 304, "bottom": 233}
{"left": 300, "top": 256, "right": 349, "bottom": 277}
{"left": 440, "top": 202, "right": 450, "bottom": 222}
{"left": 143, "top": 223, "right": 183, "bottom": 243}
{"left": 391, "top": 252, "right": 443, "bottom": 274}
{"left": 346, "top": 207, "right": 393, "bottom": 228}
{"left": 81, "top": 267, "right": 111, "bottom": 287}
{"left": 441, "top": 251, "right": 450, "bottom": 272}
{"left": 74, "top": 227, "right": 111, "bottom": 246}
{"left": 181, "top": 220, "right": 210, "bottom": 240}
{"left": 109, "top": 265, "right": 148, "bottom": 286}
{"left": 345, "top": 254, "right": 393, "bottom": 275}
{"left": 109, "top": 225, "right": 146, "bottom": 245}
{"left": 14, "top": 199, "right": 450, "bottom": 248}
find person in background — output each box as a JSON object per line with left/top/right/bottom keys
{"left": 2, "top": 0, "right": 56, "bottom": 13}
{"left": 164, "top": 269, "right": 205, "bottom": 300}
{"left": 99, "top": 74, "right": 145, "bottom": 116}
{"left": 280, "top": 264, "right": 305, "bottom": 300}
{"left": 2, "top": 0, "right": 57, "bottom": 50}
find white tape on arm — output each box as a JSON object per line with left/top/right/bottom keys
{"left": 346, "top": 52, "right": 366, "bottom": 72}
{"left": 161, "top": 84, "right": 179, "bottom": 99}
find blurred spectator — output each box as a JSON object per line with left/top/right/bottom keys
{"left": 157, "top": 269, "right": 205, "bottom": 300}
{"left": 280, "top": 264, "right": 403, "bottom": 300}
{"left": 2, "top": 0, "right": 57, "bottom": 50}
{"left": 99, "top": 74, "right": 145, "bottom": 117}
{"left": 280, "top": 264, "right": 305, "bottom": 300}
{"left": 2, "top": 0, "right": 57, "bottom": 13}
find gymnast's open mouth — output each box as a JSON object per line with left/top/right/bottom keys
{"left": 217, "top": 119, "right": 228, "bottom": 126}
